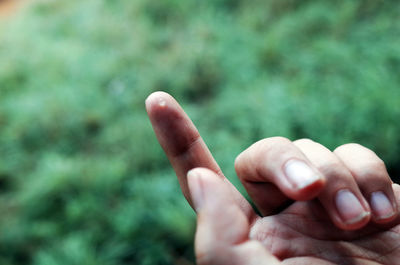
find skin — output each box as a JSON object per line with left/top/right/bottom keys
{"left": 146, "top": 91, "right": 400, "bottom": 265}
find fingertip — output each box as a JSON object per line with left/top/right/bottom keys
{"left": 190, "top": 168, "right": 250, "bottom": 247}
{"left": 145, "top": 91, "right": 175, "bottom": 113}
{"left": 328, "top": 201, "right": 371, "bottom": 231}
{"left": 372, "top": 213, "right": 398, "bottom": 224}
{"left": 331, "top": 190, "right": 371, "bottom": 230}
{"left": 187, "top": 168, "right": 206, "bottom": 211}
{"left": 289, "top": 177, "right": 326, "bottom": 201}
{"left": 370, "top": 185, "right": 400, "bottom": 227}
{"left": 369, "top": 190, "right": 399, "bottom": 224}
{"left": 187, "top": 168, "right": 240, "bottom": 211}
{"left": 188, "top": 168, "right": 222, "bottom": 188}
{"left": 333, "top": 212, "right": 371, "bottom": 231}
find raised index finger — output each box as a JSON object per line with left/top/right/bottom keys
{"left": 146, "top": 92, "right": 254, "bottom": 219}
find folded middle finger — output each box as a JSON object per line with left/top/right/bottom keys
{"left": 293, "top": 139, "right": 371, "bottom": 230}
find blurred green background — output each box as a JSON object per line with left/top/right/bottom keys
{"left": 0, "top": 0, "right": 399, "bottom": 264}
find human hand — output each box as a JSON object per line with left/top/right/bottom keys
{"left": 146, "top": 92, "right": 400, "bottom": 265}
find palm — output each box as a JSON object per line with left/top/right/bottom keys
{"left": 250, "top": 200, "right": 400, "bottom": 264}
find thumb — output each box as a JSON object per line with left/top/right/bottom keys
{"left": 187, "top": 168, "right": 281, "bottom": 265}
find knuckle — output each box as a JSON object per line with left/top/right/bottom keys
{"left": 333, "top": 143, "right": 391, "bottom": 184}
{"left": 235, "top": 137, "right": 293, "bottom": 176}
{"left": 264, "top": 136, "right": 291, "bottom": 144}
{"left": 293, "top": 138, "right": 315, "bottom": 145}
{"left": 354, "top": 159, "right": 388, "bottom": 181}
{"left": 334, "top": 143, "right": 365, "bottom": 154}
{"left": 257, "top": 136, "right": 292, "bottom": 153}
{"left": 367, "top": 158, "right": 386, "bottom": 171}
{"left": 318, "top": 160, "right": 347, "bottom": 178}
{"left": 234, "top": 152, "right": 249, "bottom": 178}
{"left": 234, "top": 150, "right": 246, "bottom": 167}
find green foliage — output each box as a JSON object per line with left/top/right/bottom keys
{"left": 0, "top": 0, "right": 399, "bottom": 263}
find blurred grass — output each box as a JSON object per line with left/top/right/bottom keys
{"left": 0, "top": 0, "right": 399, "bottom": 264}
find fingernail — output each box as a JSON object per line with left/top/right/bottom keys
{"left": 284, "top": 160, "right": 322, "bottom": 190}
{"left": 370, "top": 191, "right": 396, "bottom": 220}
{"left": 335, "top": 189, "right": 369, "bottom": 225}
{"left": 187, "top": 169, "right": 205, "bottom": 211}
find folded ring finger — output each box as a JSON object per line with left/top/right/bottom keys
{"left": 334, "top": 143, "right": 398, "bottom": 224}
